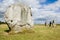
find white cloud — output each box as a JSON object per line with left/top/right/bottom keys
{"left": 38, "top": 0, "right": 60, "bottom": 24}
{"left": 0, "top": 0, "right": 41, "bottom": 23}
{"left": 38, "top": 0, "right": 46, "bottom": 3}
{"left": 0, "top": 0, "right": 40, "bottom": 12}
{"left": 19, "top": 0, "right": 40, "bottom": 8}
{"left": 0, "top": 0, "right": 14, "bottom": 12}
{"left": 0, "top": 18, "right": 5, "bottom": 22}
{"left": 30, "top": 0, "right": 58, "bottom": 20}
{"left": 0, "top": 0, "right": 60, "bottom": 24}
{"left": 31, "top": 0, "right": 60, "bottom": 24}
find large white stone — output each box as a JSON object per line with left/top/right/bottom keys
{"left": 4, "top": 4, "right": 34, "bottom": 33}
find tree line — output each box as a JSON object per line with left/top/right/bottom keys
{"left": 0, "top": 21, "right": 6, "bottom": 24}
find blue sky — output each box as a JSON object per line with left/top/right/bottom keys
{"left": 40, "top": 0, "right": 57, "bottom": 5}
{"left": 0, "top": 0, "right": 3, "bottom": 2}
{"left": 0, "top": 0, "right": 60, "bottom": 24}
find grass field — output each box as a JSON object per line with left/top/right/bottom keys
{"left": 0, "top": 24, "right": 60, "bottom": 40}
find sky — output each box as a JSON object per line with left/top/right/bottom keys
{"left": 0, "top": 0, "right": 60, "bottom": 24}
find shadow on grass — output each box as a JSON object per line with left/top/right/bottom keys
{"left": 4, "top": 29, "right": 35, "bottom": 35}
{"left": 4, "top": 30, "right": 10, "bottom": 33}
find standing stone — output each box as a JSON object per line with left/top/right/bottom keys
{"left": 4, "top": 4, "right": 34, "bottom": 33}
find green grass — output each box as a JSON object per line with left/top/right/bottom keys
{"left": 0, "top": 24, "right": 60, "bottom": 40}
